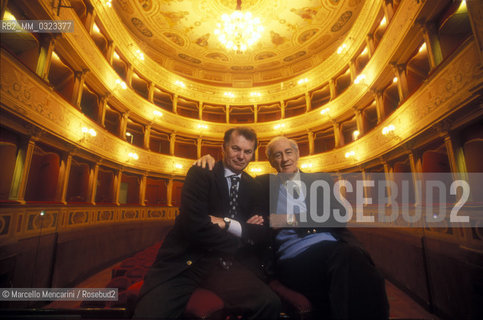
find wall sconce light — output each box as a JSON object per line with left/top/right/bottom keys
{"left": 354, "top": 74, "right": 366, "bottom": 85}
{"left": 418, "top": 42, "right": 427, "bottom": 53}
{"left": 382, "top": 124, "right": 400, "bottom": 140}
{"left": 352, "top": 130, "right": 360, "bottom": 140}
{"left": 135, "top": 49, "right": 145, "bottom": 61}
{"left": 92, "top": 23, "right": 100, "bottom": 33}
{"left": 153, "top": 110, "right": 163, "bottom": 118}
{"left": 116, "top": 79, "right": 127, "bottom": 89}
{"left": 382, "top": 124, "right": 395, "bottom": 135}
{"left": 337, "top": 43, "right": 347, "bottom": 54}
{"left": 301, "top": 163, "right": 313, "bottom": 169}
{"left": 128, "top": 152, "right": 139, "bottom": 161}
{"left": 274, "top": 123, "right": 285, "bottom": 130}
{"left": 80, "top": 127, "right": 96, "bottom": 142}
{"left": 297, "top": 78, "right": 309, "bottom": 85}
{"left": 175, "top": 80, "right": 186, "bottom": 88}
{"left": 345, "top": 150, "right": 356, "bottom": 159}
{"left": 125, "top": 132, "right": 134, "bottom": 144}
{"left": 380, "top": 16, "right": 387, "bottom": 26}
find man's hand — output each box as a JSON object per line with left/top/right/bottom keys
{"left": 193, "top": 154, "right": 216, "bottom": 170}
{"left": 210, "top": 215, "right": 225, "bottom": 229}
{"left": 246, "top": 215, "right": 264, "bottom": 225}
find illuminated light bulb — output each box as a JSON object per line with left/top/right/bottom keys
{"left": 93, "top": 23, "right": 100, "bottom": 33}
{"left": 353, "top": 130, "right": 360, "bottom": 140}
{"left": 418, "top": 42, "right": 426, "bottom": 53}
{"left": 320, "top": 108, "right": 330, "bottom": 115}
{"left": 113, "top": 52, "right": 120, "bottom": 60}
{"left": 136, "top": 49, "right": 144, "bottom": 60}
{"left": 88, "top": 129, "right": 97, "bottom": 137}
{"left": 393, "top": 77, "right": 398, "bottom": 83}
{"left": 345, "top": 151, "right": 355, "bottom": 158}
{"left": 297, "top": 78, "right": 309, "bottom": 85}
{"left": 4, "top": 11, "right": 17, "bottom": 21}
{"left": 175, "top": 80, "right": 186, "bottom": 88}
{"left": 128, "top": 152, "right": 139, "bottom": 160}
{"left": 116, "top": 79, "right": 127, "bottom": 89}
{"left": 125, "top": 132, "right": 132, "bottom": 137}
{"left": 153, "top": 110, "right": 163, "bottom": 117}
{"left": 274, "top": 124, "right": 285, "bottom": 130}
{"left": 175, "top": 163, "right": 183, "bottom": 169}
{"left": 197, "top": 124, "right": 208, "bottom": 129}
{"left": 354, "top": 74, "right": 366, "bottom": 84}
{"left": 382, "top": 125, "right": 395, "bottom": 135}
{"left": 361, "top": 47, "right": 368, "bottom": 55}
{"left": 337, "top": 43, "right": 347, "bottom": 54}
{"left": 380, "top": 17, "right": 386, "bottom": 26}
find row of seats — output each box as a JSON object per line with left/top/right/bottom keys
{"left": 81, "top": 242, "right": 314, "bottom": 319}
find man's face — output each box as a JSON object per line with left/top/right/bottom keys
{"left": 268, "top": 138, "right": 299, "bottom": 174}
{"left": 223, "top": 132, "right": 255, "bottom": 174}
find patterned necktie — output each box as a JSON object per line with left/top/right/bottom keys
{"left": 228, "top": 175, "right": 240, "bottom": 218}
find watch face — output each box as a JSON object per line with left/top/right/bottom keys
{"left": 224, "top": 217, "right": 230, "bottom": 223}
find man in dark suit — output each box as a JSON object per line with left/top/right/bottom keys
{"left": 195, "top": 136, "right": 389, "bottom": 319}
{"left": 133, "top": 127, "right": 281, "bottom": 319}
{"left": 260, "top": 136, "right": 389, "bottom": 319}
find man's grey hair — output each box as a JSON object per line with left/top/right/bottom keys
{"left": 265, "top": 136, "right": 299, "bottom": 159}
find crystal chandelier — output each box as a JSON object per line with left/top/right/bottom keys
{"left": 214, "top": 0, "right": 263, "bottom": 53}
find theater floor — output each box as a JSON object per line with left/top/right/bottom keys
{"left": 47, "top": 260, "right": 438, "bottom": 319}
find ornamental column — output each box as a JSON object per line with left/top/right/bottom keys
{"left": 372, "top": 89, "right": 386, "bottom": 124}
{"left": 9, "top": 137, "right": 37, "bottom": 203}
{"left": 169, "top": 133, "right": 176, "bottom": 156}
{"left": 167, "top": 178, "right": 173, "bottom": 206}
{"left": 59, "top": 153, "right": 73, "bottom": 204}
{"left": 36, "top": 35, "right": 56, "bottom": 80}
{"left": 421, "top": 22, "right": 443, "bottom": 69}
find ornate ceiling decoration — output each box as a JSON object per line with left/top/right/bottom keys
{"left": 113, "top": 0, "right": 364, "bottom": 87}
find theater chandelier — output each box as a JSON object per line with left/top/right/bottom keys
{"left": 214, "top": 0, "right": 264, "bottom": 53}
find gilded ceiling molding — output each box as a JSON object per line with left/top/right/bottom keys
{"left": 89, "top": 0, "right": 382, "bottom": 104}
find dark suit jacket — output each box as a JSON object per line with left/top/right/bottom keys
{"left": 255, "top": 172, "right": 362, "bottom": 249}
{"left": 140, "top": 161, "right": 268, "bottom": 297}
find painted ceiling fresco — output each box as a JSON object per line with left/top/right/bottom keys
{"left": 113, "top": 0, "right": 365, "bottom": 86}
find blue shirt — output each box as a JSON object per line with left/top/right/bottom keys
{"left": 274, "top": 172, "right": 336, "bottom": 260}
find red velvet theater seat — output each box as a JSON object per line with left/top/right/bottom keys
{"left": 112, "top": 280, "right": 225, "bottom": 319}
{"left": 184, "top": 288, "right": 225, "bottom": 319}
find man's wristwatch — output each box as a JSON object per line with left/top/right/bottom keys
{"left": 223, "top": 217, "right": 231, "bottom": 230}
